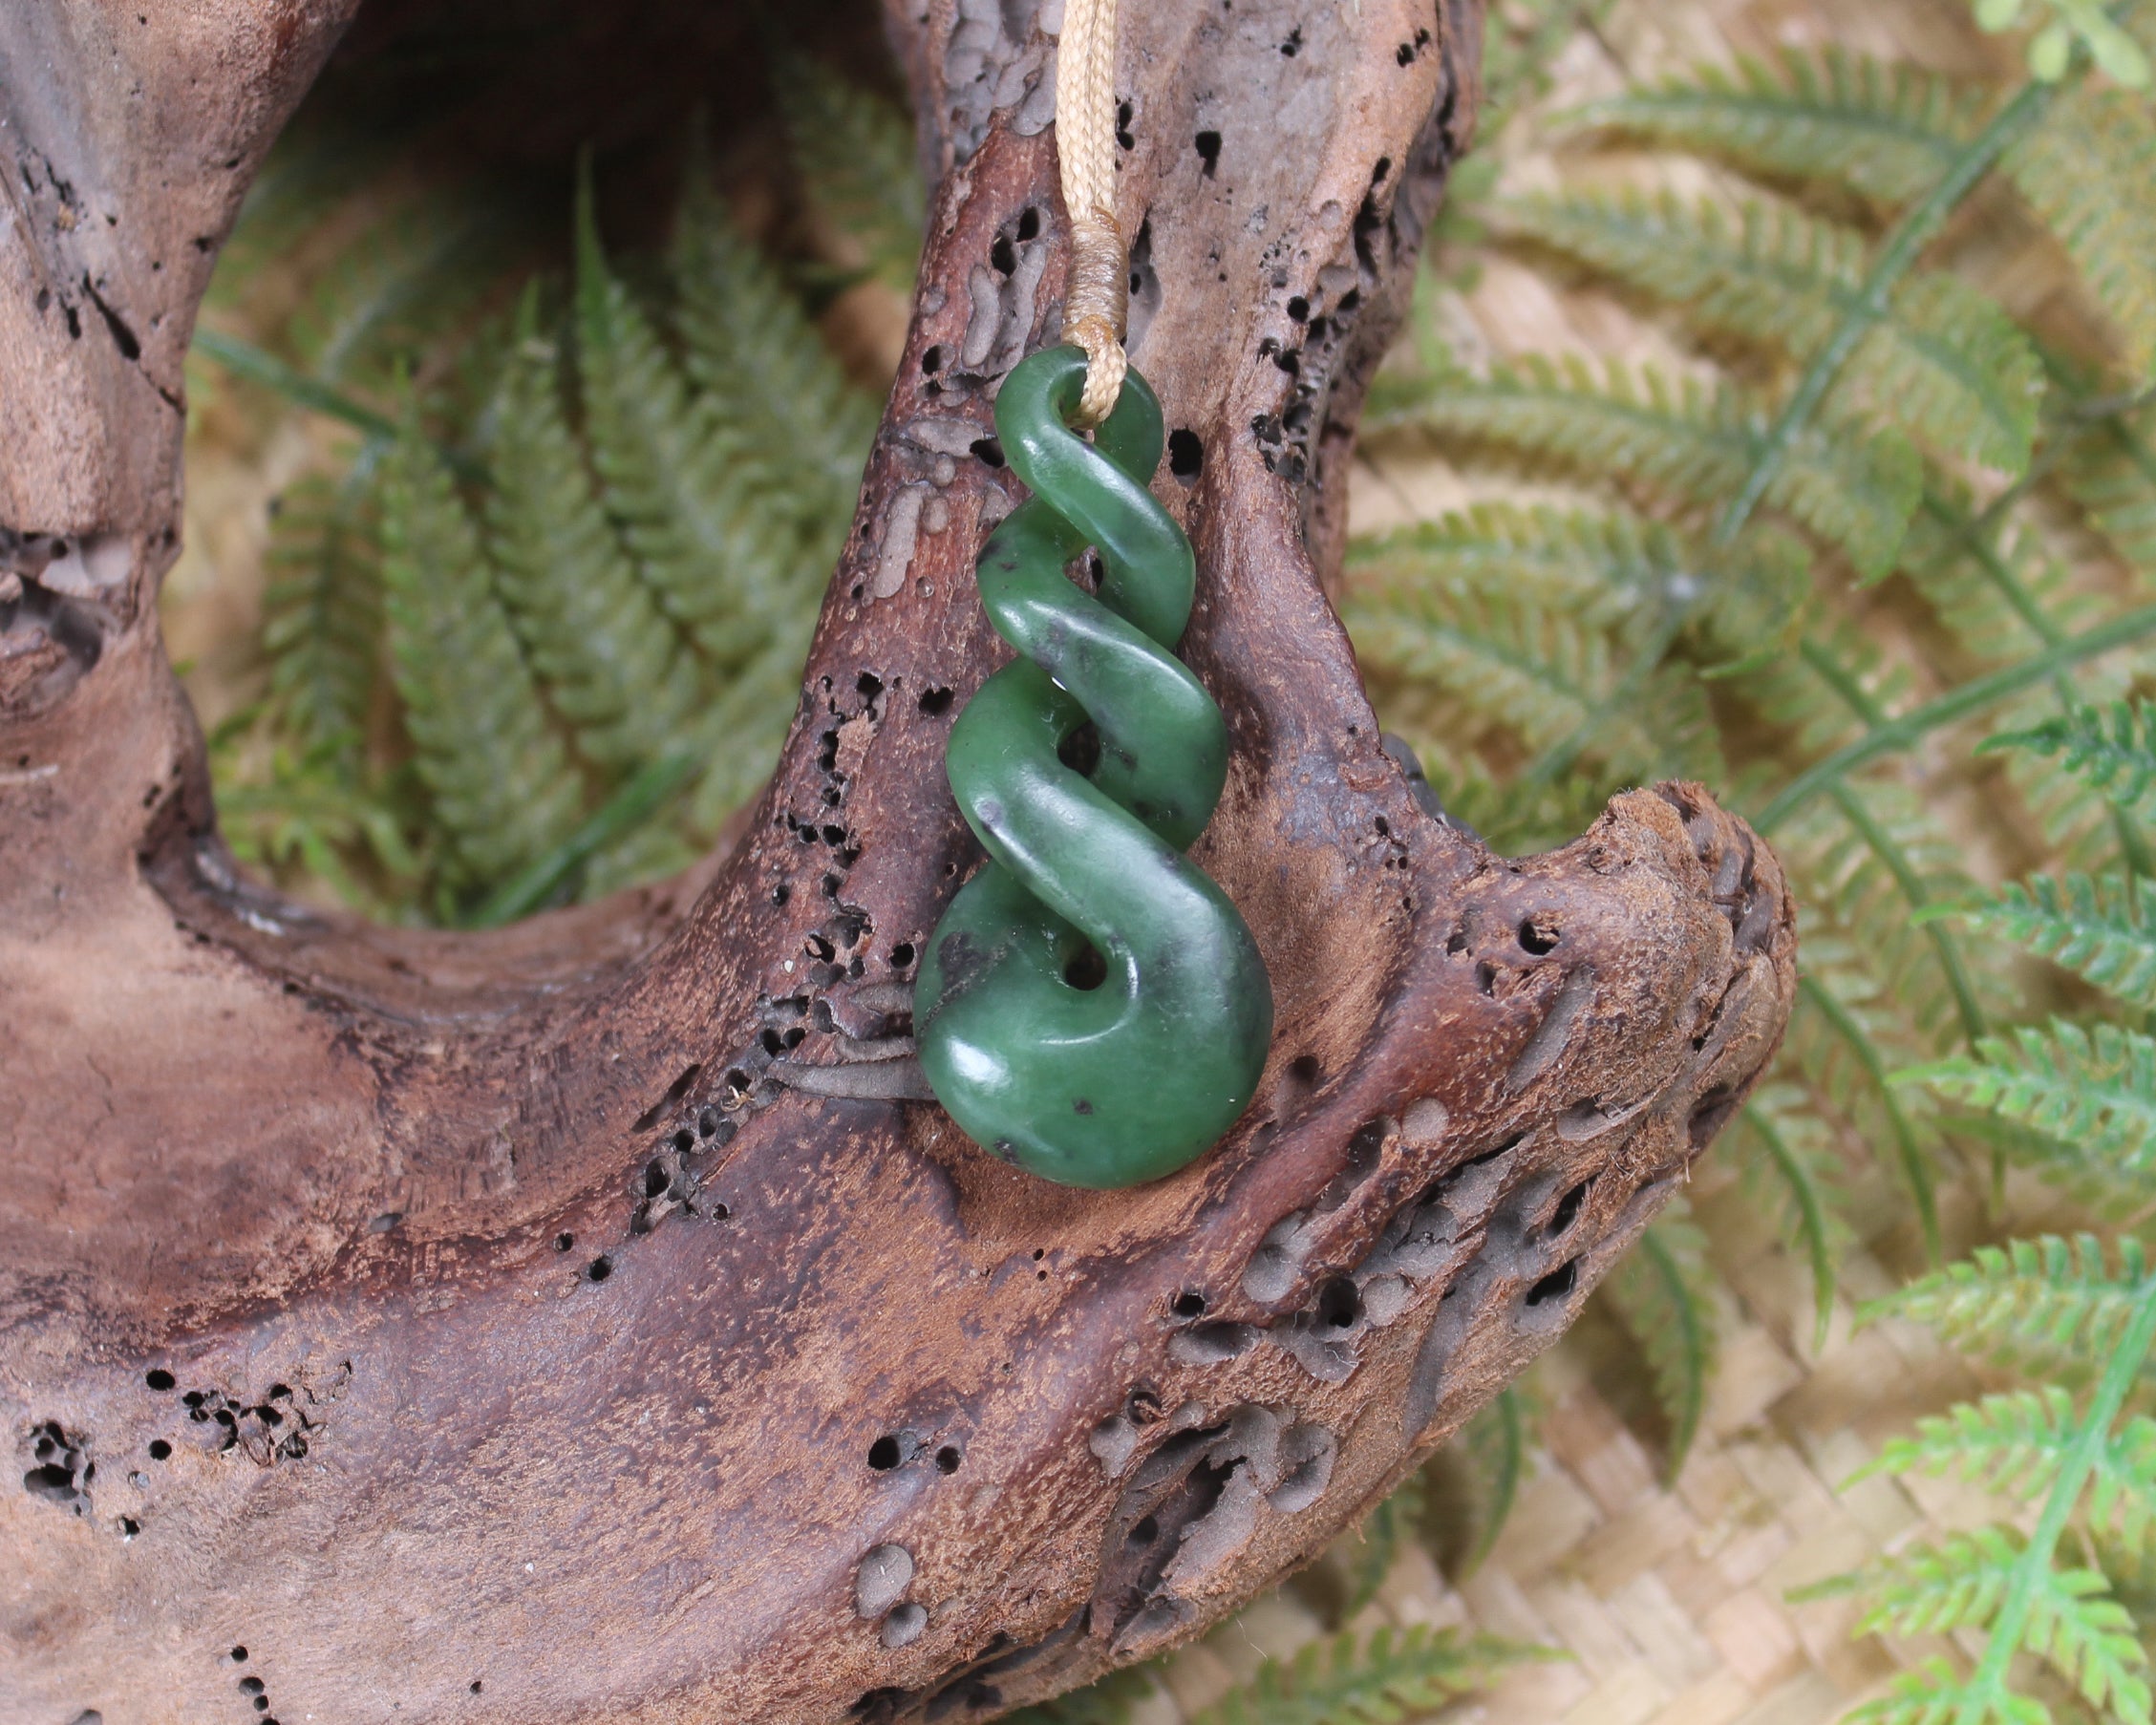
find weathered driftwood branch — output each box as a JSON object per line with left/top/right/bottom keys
{"left": 0, "top": 1, "right": 1795, "bottom": 1720}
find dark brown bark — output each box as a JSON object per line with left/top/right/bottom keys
{"left": 0, "top": 2, "right": 1796, "bottom": 1721}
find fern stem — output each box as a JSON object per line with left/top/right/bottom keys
{"left": 1744, "top": 1103, "right": 1837, "bottom": 1349}
{"left": 1800, "top": 973, "right": 1942, "bottom": 1260}
{"left": 459, "top": 752, "right": 696, "bottom": 928}
{"left": 1713, "top": 76, "right": 2055, "bottom": 548}
{"left": 1634, "top": 1224, "right": 1710, "bottom": 1480}
{"left": 1516, "top": 605, "right": 1687, "bottom": 794}
{"left": 1800, "top": 636, "right": 1887, "bottom": 727}
{"left": 1919, "top": 490, "right": 2156, "bottom": 884}
{"left": 1953, "top": 1268, "right": 2156, "bottom": 1724}
{"left": 1462, "top": 1386, "right": 1526, "bottom": 1578}
{"left": 194, "top": 327, "right": 489, "bottom": 484}
{"left": 1826, "top": 779, "right": 1986, "bottom": 1043}
{"left": 1755, "top": 604, "right": 2156, "bottom": 833}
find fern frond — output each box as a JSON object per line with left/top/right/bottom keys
{"left": 771, "top": 52, "right": 925, "bottom": 295}
{"left": 1185, "top": 1626, "right": 1532, "bottom": 1725}
{"left": 2024, "top": 1562, "right": 2151, "bottom": 1722}
{"left": 377, "top": 416, "right": 585, "bottom": 889}
{"left": 2008, "top": 82, "right": 2156, "bottom": 375}
{"left": 1854, "top": 1525, "right": 2023, "bottom": 1636}
{"left": 1452, "top": 1385, "right": 1527, "bottom": 1577}
{"left": 1344, "top": 501, "right": 1675, "bottom": 627}
{"left": 682, "top": 610, "right": 820, "bottom": 833}
{"left": 1846, "top": 271, "right": 2044, "bottom": 474}
{"left": 1900, "top": 486, "right": 2106, "bottom": 669}
{"left": 1782, "top": 959, "right": 1943, "bottom": 1256}
{"left": 215, "top": 732, "right": 421, "bottom": 914}
{"left": 1854, "top": 1529, "right": 2149, "bottom": 1721}
{"left": 1845, "top": 1657, "right": 2046, "bottom": 1725}
{"left": 1599, "top": 1201, "right": 1718, "bottom": 1480}
{"left": 1379, "top": 356, "right": 1919, "bottom": 576}
{"left": 1870, "top": 1389, "right": 2156, "bottom": 1558}
{"left": 1789, "top": 766, "right": 2004, "bottom": 1051}
{"left": 1575, "top": 48, "right": 1994, "bottom": 208}
{"left": 1983, "top": 0, "right": 2153, "bottom": 86}
{"left": 261, "top": 458, "right": 384, "bottom": 760}
{"left": 1872, "top": 1234, "right": 2156, "bottom": 1384}
{"left": 670, "top": 147, "right": 877, "bottom": 546}
{"left": 1338, "top": 1469, "right": 1427, "bottom": 1619}
{"left": 572, "top": 162, "right": 800, "bottom": 666}
{"left": 1736, "top": 616, "right": 1896, "bottom": 757}
{"left": 1496, "top": 190, "right": 2040, "bottom": 469}
{"left": 2098, "top": 1416, "right": 2156, "bottom": 1559}
{"left": 1901, "top": 1383, "right": 2096, "bottom": 1494}
{"left": 482, "top": 296, "right": 707, "bottom": 775}
{"left": 1986, "top": 700, "right": 2156, "bottom": 818}
{"left": 1735, "top": 1087, "right": 1848, "bottom": 1347}
{"left": 286, "top": 187, "right": 512, "bottom": 390}
{"left": 1902, "top": 1020, "right": 2156, "bottom": 1182}
{"left": 2062, "top": 401, "right": 2156, "bottom": 576}
{"left": 1868, "top": 1387, "right": 2080, "bottom": 1498}
{"left": 1940, "top": 872, "right": 2156, "bottom": 1006}
{"left": 1345, "top": 542, "right": 1619, "bottom": 752}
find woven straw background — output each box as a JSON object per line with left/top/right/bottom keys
{"left": 1139, "top": 0, "right": 2090, "bottom": 1720}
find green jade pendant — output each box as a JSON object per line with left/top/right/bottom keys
{"left": 914, "top": 347, "right": 1274, "bottom": 1188}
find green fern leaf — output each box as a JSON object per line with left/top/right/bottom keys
{"left": 2023, "top": 1562, "right": 2152, "bottom": 1722}
{"left": 1344, "top": 501, "right": 1676, "bottom": 627}
{"left": 1377, "top": 356, "right": 1919, "bottom": 577}
{"left": 377, "top": 415, "right": 585, "bottom": 889}
{"left": 1867, "top": 1387, "right": 2079, "bottom": 1498}
{"left": 1338, "top": 1468, "right": 1427, "bottom": 1619}
{"left": 771, "top": 52, "right": 925, "bottom": 295}
{"left": 682, "top": 611, "right": 820, "bottom": 833}
{"left": 1854, "top": 1525, "right": 2023, "bottom": 1636}
{"left": 1346, "top": 549, "right": 1618, "bottom": 753}
{"left": 572, "top": 161, "right": 802, "bottom": 667}
{"left": 1901, "top": 1019, "right": 2156, "bottom": 1180}
{"left": 1001, "top": 1666, "right": 1159, "bottom": 1725}
{"left": 261, "top": 458, "right": 384, "bottom": 761}
{"left": 1866, "top": 1388, "right": 2156, "bottom": 1558}
{"left": 1575, "top": 48, "right": 1994, "bottom": 208}
{"left": 1452, "top": 1385, "right": 1527, "bottom": 1577}
{"left": 1599, "top": 1201, "right": 1718, "bottom": 1480}
{"left": 1985, "top": 700, "right": 2156, "bottom": 818}
{"left": 671, "top": 142, "right": 877, "bottom": 548}
{"left": 1846, "top": 1657, "right": 2048, "bottom": 1725}
{"left": 1873, "top": 1385, "right": 2076, "bottom": 1490}
{"left": 2097, "top": 1416, "right": 2156, "bottom": 1559}
{"left": 1939, "top": 872, "right": 2156, "bottom": 1007}
{"left": 1871, "top": 1234, "right": 2156, "bottom": 1385}
{"left": 1495, "top": 190, "right": 2039, "bottom": 470}
{"left": 1852, "top": 1529, "right": 2148, "bottom": 1722}
{"left": 215, "top": 731, "right": 421, "bottom": 913}
{"left": 482, "top": 293, "right": 708, "bottom": 775}
{"left": 2062, "top": 401, "right": 2156, "bottom": 574}
{"left": 1185, "top": 1625, "right": 1531, "bottom": 1725}
{"left": 2008, "top": 82, "right": 2156, "bottom": 375}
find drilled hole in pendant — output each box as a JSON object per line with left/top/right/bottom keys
{"left": 1057, "top": 721, "right": 1101, "bottom": 777}
{"left": 1064, "top": 944, "right": 1108, "bottom": 990}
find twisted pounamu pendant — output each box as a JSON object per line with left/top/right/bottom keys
{"left": 914, "top": 347, "right": 1274, "bottom": 1188}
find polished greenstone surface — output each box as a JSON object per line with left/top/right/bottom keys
{"left": 914, "top": 347, "right": 1274, "bottom": 1188}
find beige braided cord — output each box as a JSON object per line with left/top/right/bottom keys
{"left": 1056, "top": 0, "right": 1128, "bottom": 428}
